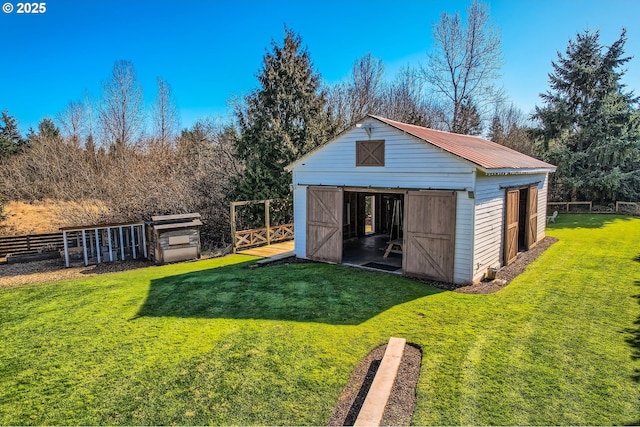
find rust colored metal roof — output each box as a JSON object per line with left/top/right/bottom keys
{"left": 371, "top": 115, "right": 556, "bottom": 172}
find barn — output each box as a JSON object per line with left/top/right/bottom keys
{"left": 285, "top": 115, "right": 556, "bottom": 284}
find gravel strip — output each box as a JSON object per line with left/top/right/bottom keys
{"left": 454, "top": 236, "right": 558, "bottom": 294}
{"left": 328, "top": 343, "right": 422, "bottom": 426}
{"left": 0, "top": 258, "right": 154, "bottom": 288}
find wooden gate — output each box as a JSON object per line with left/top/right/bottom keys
{"left": 403, "top": 190, "right": 456, "bottom": 282}
{"left": 306, "top": 186, "right": 343, "bottom": 263}
{"left": 527, "top": 186, "right": 538, "bottom": 250}
{"left": 504, "top": 189, "right": 520, "bottom": 265}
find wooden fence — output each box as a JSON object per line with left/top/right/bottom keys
{"left": 547, "top": 201, "right": 593, "bottom": 212}
{"left": 615, "top": 201, "right": 640, "bottom": 214}
{"left": 234, "top": 224, "right": 294, "bottom": 250}
{"left": 547, "top": 201, "right": 640, "bottom": 214}
{"left": 230, "top": 198, "right": 294, "bottom": 252}
{"left": 0, "top": 232, "right": 64, "bottom": 257}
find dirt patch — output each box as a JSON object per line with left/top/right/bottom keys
{"left": 0, "top": 199, "right": 109, "bottom": 236}
{"left": 327, "top": 342, "right": 422, "bottom": 426}
{"left": 0, "top": 258, "right": 154, "bottom": 288}
{"left": 0, "top": 200, "right": 66, "bottom": 236}
{"left": 454, "top": 236, "right": 558, "bottom": 294}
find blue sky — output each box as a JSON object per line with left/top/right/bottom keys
{"left": 1, "top": 0, "right": 639, "bottom": 134}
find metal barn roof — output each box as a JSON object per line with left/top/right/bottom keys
{"left": 370, "top": 115, "right": 556, "bottom": 172}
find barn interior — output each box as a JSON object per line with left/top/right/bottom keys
{"left": 517, "top": 187, "right": 530, "bottom": 252}
{"left": 341, "top": 191, "right": 404, "bottom": 272}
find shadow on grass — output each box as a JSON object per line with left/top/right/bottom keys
{"left": 629, "top": 280, "right": 640, "bottom": 382}
{"left": 548, "top": 214, "right": 634, "bottom": 230}
{"left": 135, "top": 261, "right": 442, "bottom": 325}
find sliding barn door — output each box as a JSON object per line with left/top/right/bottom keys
{"left": 526, "top": 185, "right": 538, "bottom": 250}
{"left": 403, "top": 190, "right": 456, "bottom": 283}
{"left": 306, "top": 186, "right": 343, "bottom": 263}
{"left": 504, "top": 189, "right": 519, "bottom": 265}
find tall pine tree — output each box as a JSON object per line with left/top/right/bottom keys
{"left": 535, "top": 29, "right": 640, "bottom": 203}
{"left": 233, "top": 28, "right": 335, "bottom": 201}
{"left": 0, "top": 111, "right": 25, "bottom": 158}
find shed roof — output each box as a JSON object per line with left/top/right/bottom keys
{"left": 370, "top": 115, "right": 555, "bottom": 172}
{"left": 286, "top": 115, "right": 555, "bottom": 174}
{"left": 151, "top": 219, "right": 202, "bottom": 231}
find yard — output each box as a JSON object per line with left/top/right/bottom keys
{"left": 0, "top": 214, "right": 638, "bottom": 425}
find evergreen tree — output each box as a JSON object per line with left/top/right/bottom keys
{"left": 26, "top": 118, "right": 61, "bottom": 144}
{"left": 233, "top": 28, "right": 336, "bottom": 201}
{"left": 0, "top": 110, "right": 25, "bottom": 158}
{"left": 488, "top": 113, "right": 504, "bottom": 143}
{"left": 535, "top": 29, "right": 640, "bottom": 203}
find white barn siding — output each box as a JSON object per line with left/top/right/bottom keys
{"left": 292, "top": 180, "right": 307, "bottom": 258}
{"left": 538, "top": 174, "right": 550, "bottom": 237}
{"left": 293, "top": 120, "right": 476, "bottom": 190}
{"left": 472, "top": 172, "right": 550, "bottom": 282}
{"left": 453, "top": 191, "right": 474, "bottom": 284}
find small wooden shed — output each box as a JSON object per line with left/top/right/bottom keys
{"left": 147, "top": 213, "right": 202, "bottom": 264}
{"left": 286, "top": 115, "right": 556, "bottom": 284}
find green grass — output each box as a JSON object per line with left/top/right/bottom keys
{"left": 0, "top": 214, "right": 639, "bottom": 425}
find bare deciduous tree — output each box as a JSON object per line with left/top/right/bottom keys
{"left": 423, "top": 0, "right": 504, "bottom": 134}
{"left": 326, "top": 54, "right": 385, "bottom": 129}
{"left": 151, "top": 77, "right": 180, "bottom": 145}
{"left": 57, "top": 100, "right": 87, "bottom": 145}
{"left": 348, "top": 53, "right": 385, "bottom": 120}
{"left": 98, "top": 60, "right": 145, "bottom": 149}
{"left": 0, "top": 115, "right": 242, "bottom": 246}
{"left": 381, "top": 67, "right": 446, "bottom": 128}
{"left": 489, "top": 103, "right": 535, "bottom": 156}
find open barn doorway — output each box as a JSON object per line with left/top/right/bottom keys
{"left": 504, "top": 185, "right": 539, "bottom": 265}
{"left": 342, "top": 190, "right": 405, "bottom": 272}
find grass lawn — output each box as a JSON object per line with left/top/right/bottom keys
{"left": 1, "top": 214, "right": 639, "bottom": 425}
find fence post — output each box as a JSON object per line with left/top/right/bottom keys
{"left": 265, "top": 200, "right": 271, "bottom": 245}
{"left": 95, "top": 228, "right": 101, "bottom": 263}
{"left": 82, "top": 229, "right": 88, "bottom": 266}
{"left": 119, "top": 227, "right": 125, "bottom": 261}
{"left": 130, "top": 225, "right": 137, "bottom": 259}
{"left": 230, "top": 203, "right": 237, "bottom": 253}
{"left": 63, "top": 231, "right": 69, "bottom": 268}
{"left": 107, "top": 227, "right": 114, "bottom": 262}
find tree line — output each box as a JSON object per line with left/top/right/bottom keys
{"left": 1, "top": 0, "right": 639, "bottom": 244}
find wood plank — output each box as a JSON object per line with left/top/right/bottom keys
{"left": 150, "top": 213, "right": 201, "bottom": 222}
{"left": 239, "top": 241, "right": 295, "bottom": 257}
{"left": 354, "top": 337, "right": 406, "bottom": 427}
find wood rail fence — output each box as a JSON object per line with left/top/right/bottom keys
{"left": 234, "top": 224, "right": 294, "bottom": 250}
{"left": 230, "top": 198, "right": 293, "bottom": 252}
{"left": 0, "top": 232, "right": 64, "bottom": 257}
{"left": 547, "top": 201, "right": 640, "bottom": 214}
